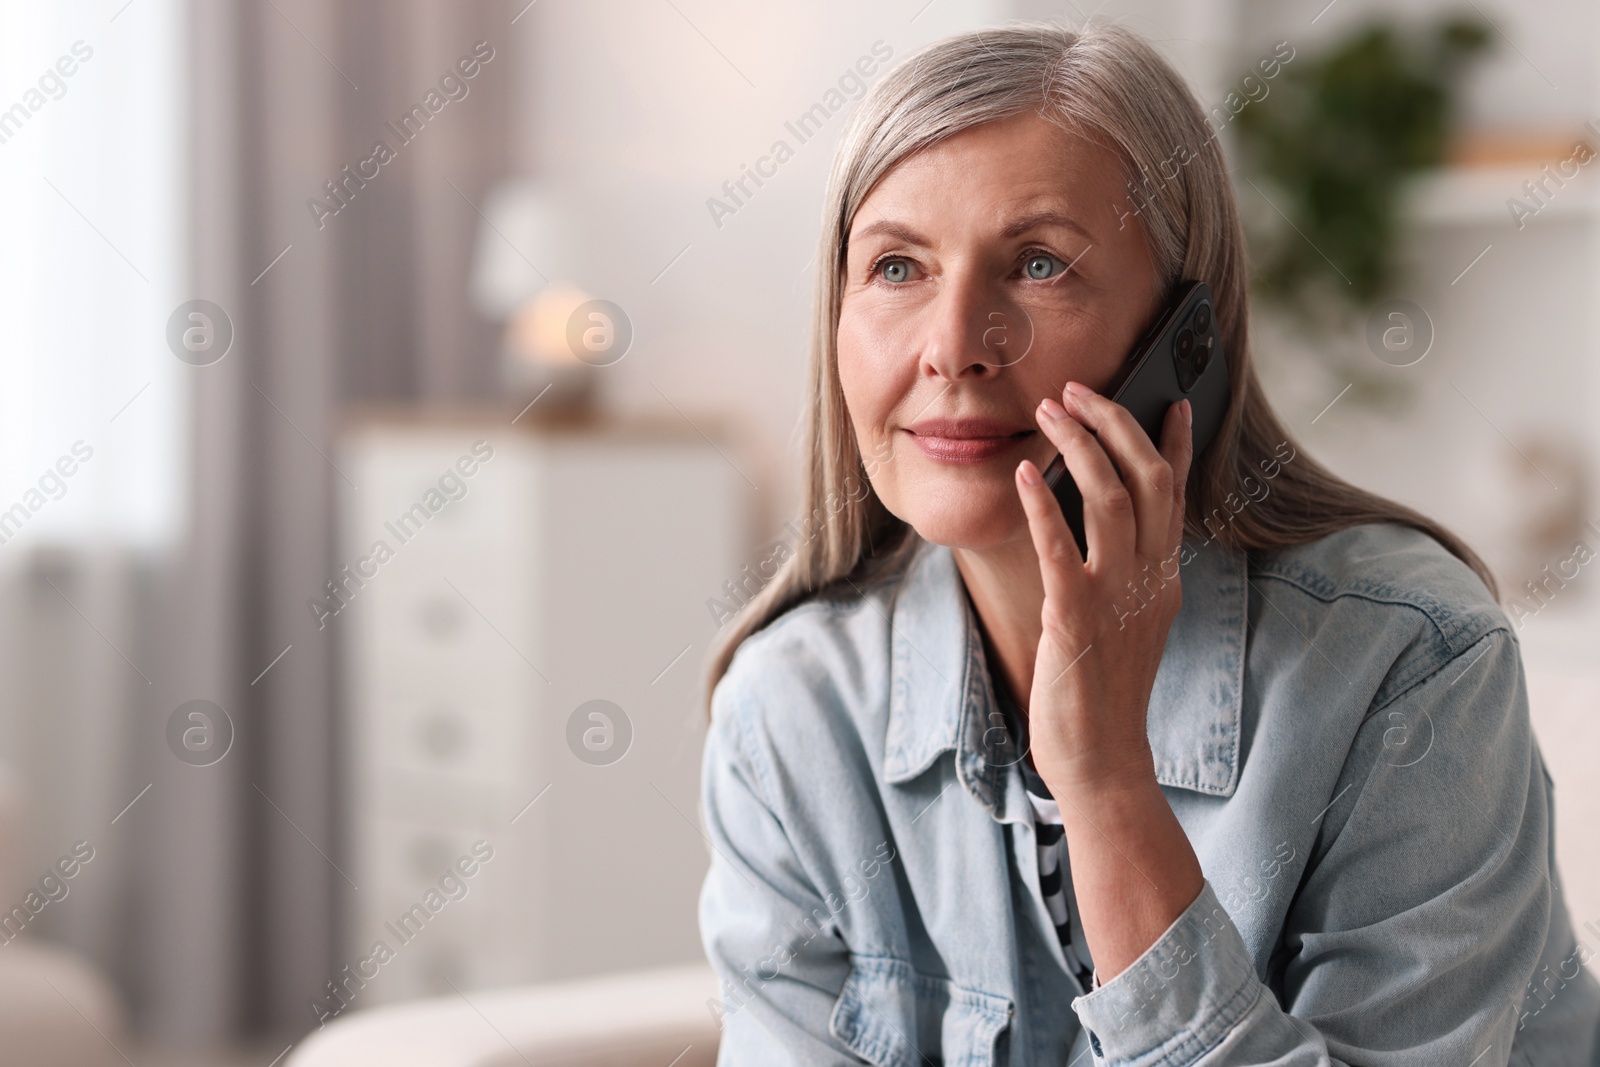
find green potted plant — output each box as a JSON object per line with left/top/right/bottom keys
{"left": 1234, "top": 14, "right": 1492, "bottom": 405}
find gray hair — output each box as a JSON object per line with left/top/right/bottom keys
{"left": 707, "top": 21, "right": 1496, "bottom": 703}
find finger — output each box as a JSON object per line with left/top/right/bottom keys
{"left": 1158, "top": 397, "right": 1194, "bottom": 551}
{"left": 1062, "top": 383, "right": 1175, "bottom": 561}
{"left": 1015, "top": 458, "right": 1086, "bottom": 608}
{"left": 1035, "top": 397, "right": 1137, "bottom": 570}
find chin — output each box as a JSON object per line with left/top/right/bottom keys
{"left": 892, "top": 478, "right": 1026, "bottom": 550}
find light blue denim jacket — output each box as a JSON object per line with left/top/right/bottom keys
{"left": 699, "top": 522, "right": 1600, "bottom": 1065}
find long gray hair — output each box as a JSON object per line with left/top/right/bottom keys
{"left": 706, "top": 21, "right": 1497, "bottom": 703}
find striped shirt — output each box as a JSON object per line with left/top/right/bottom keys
{"left": 993, "top": 674, "right": 1097, "bottom": 991}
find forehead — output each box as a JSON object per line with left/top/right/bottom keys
{"left": 850, "top": 113, "right": 1128, "bottom": 241}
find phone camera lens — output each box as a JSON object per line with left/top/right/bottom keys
{"left": 1175, "top": 328, "right": 1195, "bottom": 361}
{"left": 1194, "top": 304, "right": 1211, "bottom": 333}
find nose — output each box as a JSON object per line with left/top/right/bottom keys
{"left": 919, "top": 269, "right": 1023, "bottom": 381}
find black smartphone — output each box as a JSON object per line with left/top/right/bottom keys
{"left": 1042, "top": 279, "right": 1229, "bottom": 553}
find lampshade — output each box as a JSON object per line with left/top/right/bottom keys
{"left": 468, "top": 177, "right": 570, "bottom": 320}
{"left": 467, "top": 178, "right": 598, "bottom": 412}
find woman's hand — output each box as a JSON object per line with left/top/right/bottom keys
{"left": 1013, "top": 380, "right": 1205, "bottom": 982}
{"left": 1013, "top": 380, "right": 1194, "bottom": 796}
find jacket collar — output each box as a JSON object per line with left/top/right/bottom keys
{"left": 882, "top": 536, "right": 1248, "bottom": 810}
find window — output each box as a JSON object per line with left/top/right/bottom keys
{"left": 0, "top": 0, "right": 186, "bottom": 553}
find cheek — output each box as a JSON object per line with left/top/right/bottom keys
{"left": 836, "top": 307, "right": 907, "bottom": 440}
{"left": 1017, "top": 304, "right": 1141, "bottom": 395}
{"left": 836, "top": 310, "right": 911, "bottom": 506}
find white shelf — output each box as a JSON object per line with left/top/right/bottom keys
{"left": 1404, "top": 165, "right": 1600, "bottom": 227}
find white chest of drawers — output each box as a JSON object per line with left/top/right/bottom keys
{"left": 335, "top": 413, "right": 745, "bottom": 1008}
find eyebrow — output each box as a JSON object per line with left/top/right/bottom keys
{"left": 849, "top": 218, "right": 929, "bottom": 246}
{"left": 999, "top": 209, "right": 1095, "bottom": 242}
{"left": 848, "top": 209, "right": 1095, "bottom": 247}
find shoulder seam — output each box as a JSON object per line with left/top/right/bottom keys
{"left": 1248, "top": 562, "right": 1504, "bottom": 662}
{"left": 1363, "top": 626, "right": 1509, "bottom": 723}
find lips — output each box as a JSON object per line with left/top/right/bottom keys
{"left": 904, "top": 417, "right": 1033, "bottom": 463}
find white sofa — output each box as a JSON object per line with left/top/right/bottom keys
{"left": 0, "top": 767, "right": 127, "bottom": 1067}
{"left": 287, "top": 962, "right": 721, "bottom": 1067}
{"left": 0, "top": 943, "right": 126, "bottom": 1067}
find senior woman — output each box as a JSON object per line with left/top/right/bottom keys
{"left": 697, "top": 22, "right": 1600, "bottom": 1066}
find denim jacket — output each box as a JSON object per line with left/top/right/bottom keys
{"left": 698, "top": 522, "right": 1600, "bottom": 1065}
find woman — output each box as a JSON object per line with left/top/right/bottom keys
{"left": 698, "top": 23, "right": 1600, "bottom": 1066}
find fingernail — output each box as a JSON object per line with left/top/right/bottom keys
{"left": 1040, "top": 398, "right": 1067, "bottom": 421}
{"left": 1018, "top": 459, "right": 1042, "bottom": 486}
{"left": 1064, "top": 381, "right": 1092, "bottom": 397}
{"left": 1181, "top": 399, "right": 1192, "bottom": 426}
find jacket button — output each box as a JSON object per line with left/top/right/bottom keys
{"left": 1090, "top": 1030, "right": 1103, "bottom": 1058}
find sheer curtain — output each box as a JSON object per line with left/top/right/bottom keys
{"left": 0, "top": 0, "right": 185, "bottom": 1020}
{"left": 3, "top": 0, "right": 511, "bottom": 1047}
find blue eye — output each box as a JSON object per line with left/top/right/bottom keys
{"left": 880, "top": 258, "right": 911, "bottom": 283}
{"left": 1024, "top": 252, "right": 1067, "bottom": 280}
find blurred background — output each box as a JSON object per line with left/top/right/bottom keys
{"left": 0, "top": 0, "right": 1597, "bottom": 1063}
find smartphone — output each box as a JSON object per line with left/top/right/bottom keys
{"left": 1042, "top": 279, "right": 1229, "bottom": 554}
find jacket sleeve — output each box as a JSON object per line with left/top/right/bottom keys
{"left": 698, "top": 688, "right": 861, "bottom": 1065}
{"left": 1069, "top": 627, "right": 1555, "bottom": 1066}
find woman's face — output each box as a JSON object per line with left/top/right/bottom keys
{"left": 837, "top": 111, "right": 1162, "bottom": 550}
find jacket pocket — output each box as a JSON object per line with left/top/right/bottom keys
{"left": 828, "top": 954, "right": 1011, "bottom": 1067}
